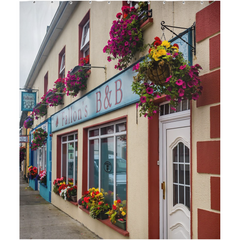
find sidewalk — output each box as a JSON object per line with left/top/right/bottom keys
{"left": 19, "top": 172, "right": 100, "bottom": 239}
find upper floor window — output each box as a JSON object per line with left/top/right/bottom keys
{"left": 44, "top": 72, "right": 48, "bottom": 95}
{"left": 59, "top": 47, "right": 65, "bottom": 79}
{"left": 81, "top": 20, "right": 89, "bottom": 57}
{"left": 79, "top": 10, "right": 90, "bottom": 61}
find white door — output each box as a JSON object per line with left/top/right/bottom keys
{"left": 159, "top": 105, "right": 190, "bottom": 239}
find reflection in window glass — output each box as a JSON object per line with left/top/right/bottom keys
{"left": 101, "top": 125, "right": 114, "bottom": 135}
{"left": 116, "top": 136, "right": 126, "bottom": 203}
{"left": 101, "top": 137, "right": 114, "bottom": 206}
{"left": 88, "top": 121, "right": 127, "bottom": 207}
{"left": 75, "top": 142, "right": 78, "bottom": 186}
{"left": 62, "top": 144, "right": 67, "bottom": 181}
{"left": 68, "top": 142, "right": 74, "bottom": 183}
{"left": 89, "top": 139, "right": 99, "bottom": 188}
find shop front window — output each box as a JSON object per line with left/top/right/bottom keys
{"left": 88, "top": 121, "right": 127, "bottom": 206}
{"left": 37, "top": 146, "right": 46, "bottom": 172}
{"left": 61, "top": 133, "right": 78, "bottom": 185}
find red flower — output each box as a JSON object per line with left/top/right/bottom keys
{"left": 154, "top": 37, "right": 161, "bottom": 42}
{"left": 173, "top": 43, "right": 179, "bottom": 49}
{"left": 117, "top": 199, "right": 121, "bottom": 204}
{"left": 113, "top": 205, "right": 117, "bottom": 210}
{"left": 116, "top": 12, "right": 122, "bottom": 19}
{"left": 154, "top": 40, "right": 162, "bottom": 47}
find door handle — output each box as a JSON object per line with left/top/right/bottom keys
{"left": 161, "top": 181, "right": 166, "bottom": 200}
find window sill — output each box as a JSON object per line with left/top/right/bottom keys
{"left": 140, "top": 18, "right": 153, "bottom": 31}
{"left": 79, "top": 206, "right": 129, "bottom": 237}
{"left": 54, "top": 192, "right": 78, "bottom": 206}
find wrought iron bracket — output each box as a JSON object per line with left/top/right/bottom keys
{"left": 161, "top": 21, "right": 196, "bottom": 56}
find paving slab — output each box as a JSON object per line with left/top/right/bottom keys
{"left": 19, "top": 172, "right": 100, "bottom": 239}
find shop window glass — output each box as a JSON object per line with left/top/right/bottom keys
{"left": 61, "top": 133, "right": 78, "bottom": 185}
{"left": 88, "top": 121, "right": 127, "bottom": 207}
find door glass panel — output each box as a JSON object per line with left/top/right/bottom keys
{"left": 179, "top": 185, "right": 184, "bottom": 204}
{"left": 173, "top": 164, "right": 178, "bottom": 183}
{"left": 101, "top": 137, "right": 114, "bottom": 206}
{"left": 173, "top": 184, "right": 178, "bottom": 206}
{"left": 172, "top": 142, "right": 190, "bottom": 208}
{"left": 185, "top": 146, "right": 189, "bottom": 163}
{"left": 179, "top": 164, "right": 184, "bottom": 184}
{"left": 185, "top": 186, "right": 190, "bottom": 209}
{"left": 185, "top": 165, "right": 190, "bottom": 185}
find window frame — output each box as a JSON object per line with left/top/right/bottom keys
{"left": 61, "top": 132, "right": 78, "bottom": 185}
{"left": 58, "top": 46, "right": 66, "bottom": 79}
{"left": 44, "top": 72, "right": 48, "bottom": 96}
{"left": 79, "top": 10, "right": 90, "bottom": 63}
{"left": 87, "top": 120, "right": 127, "bottom": 203}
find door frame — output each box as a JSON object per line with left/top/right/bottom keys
{"left": 159, "top": 109, "right": 190, "bottom": 239}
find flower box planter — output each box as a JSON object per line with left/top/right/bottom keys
{"left": 98, "top": 211, "right": 108, "bottom": 220}
{"left": 79, "top": 206, "right": 129, "bottom": 236}
{"left": 29, "top": 178, "right": 38, "bottom": 190}
{"left": 114, "top": 220, "right": 126, "bottom": 231}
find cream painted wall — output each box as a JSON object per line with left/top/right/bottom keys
{"left": 29, "top": 1, "right": 214, "bottom": 238}
{"left": 51, "top": 104, "right": 149, "bottom": 239}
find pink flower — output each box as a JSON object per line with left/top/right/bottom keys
{"left": 166, "top": 95, "right": 171, "bottom": 101}
{"left": 166, "top": 75, "right": 172, "bottom": 83}
{"left": 171, "top": 107, "right": 176, "bottom": 111}
{"left": 176, "top": 79, "right": 184, "bottom": 86}
{"left": 116, "top": 12, "right": 122, "bottom": 19}
{"left": 178, "top": 88, "right": 185, "bottom": 97}
{"left": 136, "top": 103, "right": 139, "bottom": 109}
{"left": 192, "top": 93, "right": 199, "bottom": 100}
{"left": 179, "top": 65, "right": 186, "bottom": 70}
{"left": 140, "top": 96, "right": 146, "bottom": 103}
{"left": 132, "top": 63, "right": 140, "bottom": 71}
{"left": 146, "top": 87, "right": 154, "bottom": 95}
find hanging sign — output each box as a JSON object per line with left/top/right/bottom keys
{"left": 51, "top": 66, "right": 139, "bottom": 132}
{"left": 20, "top": 135, "right": 28, "bottom": 143}
{"left": 21, "top": 92, "right": 36, "bottom": 111}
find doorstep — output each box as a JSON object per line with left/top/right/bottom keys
{"left": 79, "top": 205, "right": 129, "bottom": 237}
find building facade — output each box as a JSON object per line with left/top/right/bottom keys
{"left": 20, "top": 1, "right": 220, "bottom": 239}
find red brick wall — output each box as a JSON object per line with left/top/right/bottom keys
{"left": 195, "top": 1, "right": 220, "bottom": 238}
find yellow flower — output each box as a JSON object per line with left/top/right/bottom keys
{"left": 120, "top": 207, "right": 123, "bottom": 212}
{"left": 171, "top": 46, "right": 179, "bottom": 52}
{"left": 161, "top": 40, "right": 170, "bottom": 48}
{"left": 156, "top": 49, "right": 166, "bottom": 57}
{"left": 121, "top": 211, "right": 126, "bottom": 216}
{"left": 114, "top": 200, "right": 117, "bottom": 205}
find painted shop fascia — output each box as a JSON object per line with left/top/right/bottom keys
{"left": 51, "top": 64, "right": 139, "bottom": 133}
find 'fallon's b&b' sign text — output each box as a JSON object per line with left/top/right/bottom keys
{"left": 51, "top": 67, "right": 139, "bottom": 132}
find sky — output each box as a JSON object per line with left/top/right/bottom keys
{"left": 19, "top": 1, "right": 60, "bottom": 119}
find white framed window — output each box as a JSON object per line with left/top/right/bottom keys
{"left": 88, "top": 120, "right": 127, "bottom": 206}
{"left": 80, "top": 20, "right": 89, "bottom": 58}
{"left": 37, "top": 145, "right": 46, "bottom": 172}
{"left": 59, "top": 53, "right": 65, "bottom": 79}
{"left": 61, "top": 133, "right": 78, "bottom": 185}
{"left": 159, "top": 99, "right": 190, "bottom": 116}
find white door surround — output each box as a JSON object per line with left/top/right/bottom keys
{"left": 159, "top": 106, "right": 190, "bottom": 239}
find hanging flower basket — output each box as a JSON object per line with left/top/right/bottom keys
{"left": 46, "top": 78, "right": 65, "bottom": 107}
{"left": 64, "top": 55, "right": 90, "bottom": 97}
{"left": 32, "top": 94, "right": 47, "bottom": 119}
{"left": 28, "top": 166, "right": 38, "bottom": 179}
{"left": 146, "top": 60, "right": 171, "bottom": 85}
{"left": 103, "top": 3, "right": 147, "bottom": 70}
{"left": 30, "top": 128, "right": 48, "bottom": 151}
{"left": 132, "top": 36, "right": 203, "bottom": 119}
{"left": 23, "top": 115, "right": 34, "bottom": 129}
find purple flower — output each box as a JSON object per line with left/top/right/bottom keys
{"left": 178, "top": 88, "right": 185, "bottom": 97}
{"left": 125, "top": 41, "right": 129, "bottom": 46}
{"left": 166, "top": 95, "right": 171, "bottom": 101}
{"left": 132, "top": 63, "right": 140, "bottom": 71}
{"left": 140, "top": 96, "right": 147, "bottom": 103}
{"left": 146, "top": 87, "right": 154, "bottom": 95}
{"left": 187, "top": 81, "right": 194, "bottom": 88}
{"left": 171, "top": 107, "right": 176, "bottom": 111}
{"left": 176, "top": 79, "right": 184, "bottom": 86}
{"left": 192, "top": 93, "right": 199, "bottom": 100}
{"left": 107, "top": 56, "right": 111, "bottom": 62}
